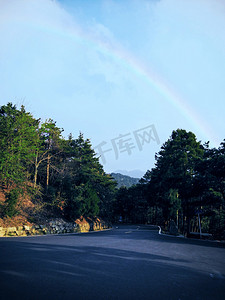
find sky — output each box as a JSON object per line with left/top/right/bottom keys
{"left": 0, "top": 0, "right": 225, "bottom": 177}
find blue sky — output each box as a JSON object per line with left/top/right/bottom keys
{"left": 0, "top": 0, "right": 225, "bottom": 176}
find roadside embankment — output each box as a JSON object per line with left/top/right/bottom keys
{"left": 0, "top": 217, "right": 110, "bottom": 237}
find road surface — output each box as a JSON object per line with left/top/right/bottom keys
{"left": 0, "top": 225, "right": 225, "bottom": 299}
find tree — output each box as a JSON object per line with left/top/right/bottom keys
{"left": 58, "top": 133, "right": 116, "bottom": 221}
{"left": 194, "top": 140, "right": 225, "bottom": 236}
{"left": 0, "top": 103, "right": 39, "bottom": 187}
{"left": 0, "top": 103, "right": 41, "bottom": 216}
{"left": 143, "top": 129, "right": 204, "bottom": 234}
{"left": 37, "top": 119, "right": 64, "bottom": 188}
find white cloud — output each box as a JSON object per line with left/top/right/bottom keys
{"left": 0, "top": 0, "right": 75, "bottom": 28}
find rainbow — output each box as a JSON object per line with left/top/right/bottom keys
{"left": 31, "top": 20, "right": 219, "bottom": 146}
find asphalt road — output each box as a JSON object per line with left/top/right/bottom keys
{"left": 0, "top": 225, "right": 225, "bottom": 300}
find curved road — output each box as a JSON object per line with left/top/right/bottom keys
{"left": 0, "top": 225, "right": 225, "bottom": 299}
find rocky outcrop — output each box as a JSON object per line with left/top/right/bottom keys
{"left": 0, "top": 217, "right": 110, "bottom": 237}
{"left": 75, "top": 217, "right": 110, "bottom": 232}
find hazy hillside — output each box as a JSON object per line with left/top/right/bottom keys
{"left": 111, "top": 173, "right": 140, "bottom": 188}
{"left": 113, "top": 169, "right": 144, "bottom": 178}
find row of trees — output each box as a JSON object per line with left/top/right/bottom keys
{"left": 0, "top": 103, "right": 116, "bottom": 220}
{"left": 114, "top": 130, "right": 225, "bottom": 238}
{"left": 1, "top": 103, "right": 224, "bottom": 238}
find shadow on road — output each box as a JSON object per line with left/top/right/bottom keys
{"left": 109, "top": 225, "right": 225, "bottom": 249}
{"left": 0, "top": 232, "right": 225, "bottom": 299}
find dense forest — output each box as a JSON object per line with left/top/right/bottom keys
{"left": 0, "top": 103, "right": 224, "bottom": 239}
{"left": 114, "top": 130, "right": 225, "bottom": 239}
{"left": 0, "top": 103, "right": 116, "bottom": 222}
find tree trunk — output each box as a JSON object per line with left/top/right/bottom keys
{"left": 46, "top": 154, "right": 50, "bottom": 187}
{"left": 34, "top": 153, "right": 38, "bottom": 188}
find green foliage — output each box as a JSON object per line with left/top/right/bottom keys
{"left": 82, "top": 184, "right": 100, "bottom": 217}
{"left": 0, "top": 103, "right": 116, "bottom": 221}
{"left": 61, "top": 134, "right": 115, "bottom": 221}
{"left": 0, "top": 103, "right": 39, "bottom": 187}
{"left": 113, "top": 184, "right": 148, "bottom": 224}
{"left": 145, "top": 129, "right": 205, "bottom": 233}
{"left": 167, "top": 189, "right": 181, "bottom": 220}
{"left": 209, "top": 209, "right": 225, "bottom": 238}
{"left": 4, "top": 189, "right": 19, "bottom": 217}
{"left": 64, "top": 184, "right": 100, "bottom": 220}
{"left": 113, "top": 129, "right": 225, "bottom": 238}
{"left": 1, "top": 102, "right": 224, "bottom": 238}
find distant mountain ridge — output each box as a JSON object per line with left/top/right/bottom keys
{"left": 111, "top": 173, "right": 140, "bottom": 188}
{"left": 113, "top": 169, "right": 145, "bottom": 178}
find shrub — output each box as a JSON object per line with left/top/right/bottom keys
{"left": 5, "top": 189, "right": 19, "bottom": 217}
